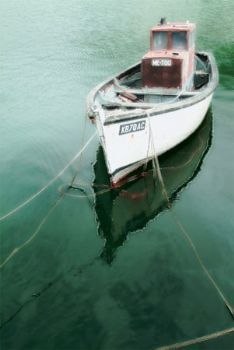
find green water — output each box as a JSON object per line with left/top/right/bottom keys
{"left": 0, "top": 1, "right": 234, "bottom": 349}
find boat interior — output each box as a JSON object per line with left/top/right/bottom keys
{"left": 98, "top": 53, "right": 211, "bottom": 115}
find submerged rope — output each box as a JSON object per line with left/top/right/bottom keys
{"left": 171, "top": 209, "right": 234, "bottom": 318}
{"left": 0, "top": 129, "right": 98, "bottom": 267}
{"left": 0, "top": 197, "right": 62, "bottom": 269}
{"left": 146, "top": 111, "right": 234, "bottom": 319}
{"left": 65, "top": 185, "right": 110, "bottom": 199}
{"left": 0, "top": 132, "right": 97, "bottom": 223}
{"left": 70, "top": 113, "right": 88, "bottom": 188}
{"left": 154, "top": 327, "right": 234, "bottom": 350}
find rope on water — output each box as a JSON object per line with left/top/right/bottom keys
{"left": 0, "top": 131, "right": 97, "bottom": 223}
{"left": 171, "top": 209, "right": 234, "bottom": 318}
{"left": 0, "top": 197, "right": 62, "bottom": 269}
{"left": 64, "top": 185, "right": 110, "bottom": 199}
{"left": 154, "top": 327, "right": 234, "bottom": 350}
{"left": 146, "top": 111, "right": 234, "bottom": 319}
{"left": 70, "top": 113, "right": 88, "bottom": 188}
{"left": 0, "top": 130, "right": 98, "bottom": 267}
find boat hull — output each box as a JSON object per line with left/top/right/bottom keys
{"left": 98, "top": 93, "right": 212, "bottom": 185}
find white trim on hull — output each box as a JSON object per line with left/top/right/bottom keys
{"left": 101, "top": 94, "right": 213, "bottom": 185}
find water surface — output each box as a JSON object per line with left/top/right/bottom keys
{"left": 0, "top": 1, "right": 234, "bottom": 349}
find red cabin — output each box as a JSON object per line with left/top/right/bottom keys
{"left": 141, "top": 19, "right": 196, "bottom": 90}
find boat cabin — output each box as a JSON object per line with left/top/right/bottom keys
{"left": 141, "top": 19, "right": 196, "bottom": 90}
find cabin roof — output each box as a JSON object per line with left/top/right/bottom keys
{"left": 151, "top": 22, "right": 195, "bottom": 32}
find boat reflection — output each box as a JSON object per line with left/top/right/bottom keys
{"left": 93, "top": 111, "right": 212, "bottom": 264}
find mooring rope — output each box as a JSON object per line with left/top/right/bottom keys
{"left": 0, "top": 256, "right": 100, "bottom": 329}
{"left": 154, "top": 327, "right": 234, "bottom": 350}
{"left": 146, "top": 112, "right": 170, "bottom": 204}
{"left": 0, "top": 131, "right": 97, "bottom": 223}
{"left": 67, "top": 133, "right": 204, "bottom": 201}
{"left": 64, "top": 186, "right": 110, "bottom": 199}
{"left": 170, "top": 209, "right": 234, "bottom": 318}
{"left": 70, "top": 115, "right": 88, "bottom": 188}
{"left": 0, "top": 130, "right": 98, "bottom": 267}
{"left": 146, "top": 111, "right": 234, "bottom": 319}
{"left": 0, "top": 197, "right": 62, "bottom": 269}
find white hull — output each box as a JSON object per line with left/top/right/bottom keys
{"left": 97, "top": 94, "right": 212, "bottom": 184}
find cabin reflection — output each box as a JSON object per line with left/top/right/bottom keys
{"left": 93, "top": 111, "right": 212, "bottom": 264}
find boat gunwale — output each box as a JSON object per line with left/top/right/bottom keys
{"left": 86, "top": 51, "right": 218, "bottom": 125}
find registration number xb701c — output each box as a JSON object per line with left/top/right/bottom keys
{"left": 119, "top": 120, "right": 146, "bottom": 135}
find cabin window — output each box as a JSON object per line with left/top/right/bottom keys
{"left": 153, "top": 31, "right": 168, "bottom": 50}
{"left": 172, "top": 31, "right": 187, "bottom": 49}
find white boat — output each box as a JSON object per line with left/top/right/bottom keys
{"left": 87, "top": 19, "right": 218, "bottom": 186}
